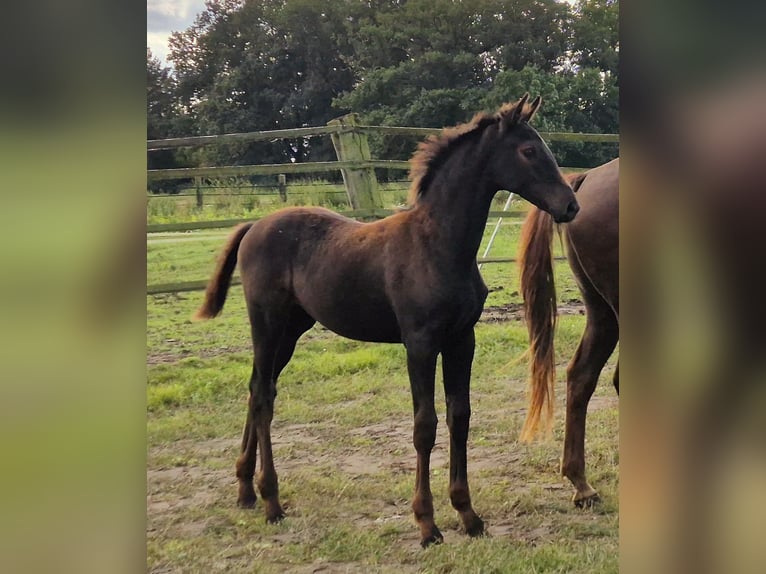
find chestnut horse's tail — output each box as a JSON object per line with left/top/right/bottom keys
{"left": 518, "top": 206, "right": 557, "bottom": 441}
{"left": 193, "top": 222, "right": 253, "bottom": 320}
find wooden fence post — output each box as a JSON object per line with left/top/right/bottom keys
{"left": 195, "top": 177, "right": 203, "bottom": 208}
{"left": 327, "top": 113, "right": 382, "bottom": 209}
{"left": 277, "top": 174, "right": 287, "bottom": 202}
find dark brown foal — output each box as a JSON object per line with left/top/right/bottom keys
{"left": 194, "top": 95, "right": 579, "bottom": 546}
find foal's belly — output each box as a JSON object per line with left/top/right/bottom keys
{"left": 298, "top": 292, "right": 403, "bottom": 344}
{"left": 321, "top": 315, "right": 403, "bottom": 344}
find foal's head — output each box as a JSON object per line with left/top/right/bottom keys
{"left": 408, "top": 95, "right": 579, "bottom": 223}
{"left": 486, "top": 94, "right": 579, "bottom": 223}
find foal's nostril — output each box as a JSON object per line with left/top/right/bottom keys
{"left": 554, "top": 201, "right": 579, "bottom": 223}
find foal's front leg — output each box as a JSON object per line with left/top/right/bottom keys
{"left": 405, "top": 344, "right": 441, "bottom": 547}
{"left": 442, "top": 328, "right": 484, "bottom": 537}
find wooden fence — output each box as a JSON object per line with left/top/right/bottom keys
{"left": 148, "top": 114, "right": 617, "bottom": 213}
{"left": 147, "top": 116, "right": 617, "bottom": 293}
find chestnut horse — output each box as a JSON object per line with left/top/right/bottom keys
{"left": 194, "top": 95, "right": 579, "bottom": 546}
{"left": 518, "top": 157, "right": 618, "bottom": 507}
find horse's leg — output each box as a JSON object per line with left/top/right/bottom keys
{"left": 406, "top": 341, "right": 441, "bottom": 547}
{"left": 613, "top": 359, "right": 619, "bottom": 395}
{"left": 252, "top": 330, "right": 288, "bottom": 523}
{"left": 561, "top": 302, "right": 618, "bottom": 508}
{"left": 236, "top": 304, "right": 295, "bottom": 522}
{"left": 441, "top": 328, "right": 484, "bottom": 537}
{"left": 236, "top": 310, "right": 282, "bottom": 511}
{"left": 255, "top": 307, "right": 315, "bottom": 520}
{"left": 237, "top": 306, "right": 315, "bottom": 508}
{"left": 236, "top": 355, "right": 260, "bottom": 509}
{"left": 273, "top": 306, "right": 315, "bottom": 381}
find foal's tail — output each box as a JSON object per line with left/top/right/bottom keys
{"left": 193, "top": 222, "right": 253, "bottom": 320}
{"left": 518, "top": 206, "right": 557, "bottom": 441}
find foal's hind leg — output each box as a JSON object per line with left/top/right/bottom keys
{"left": 236, "top": 306, "right": 314, "bottom": 521}
{"left": 561, "top": 300, "right": 618, "bottom": 508}
{"left": 236, "top": 320, "right": 281, "bottom": 514}
{"left": 236, "top": 356, "right": 261, "bottom": 509}
{"left": 441, "top": 328, "right": 484, "bottom": 537}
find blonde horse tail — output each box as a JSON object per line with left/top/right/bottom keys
{"left": 518, "top": 206, "right": 557, "bottom": 441}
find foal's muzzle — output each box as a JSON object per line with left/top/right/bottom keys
{"left": 554, "top": 200, "right": 580, "bottom": 223}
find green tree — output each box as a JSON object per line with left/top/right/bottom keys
{"left": 147, "top": 48, "right": 177, "bottom": 141}
{"left": 335, "top": 0, "right": 582, "bottom": 163}
{"left": 571, "top": 0, "right": 619, "bottom": 77}
{"left": 481, "top": 64, "right": 617, "bottom": 167}
{"left": 147, "top": 48, "right": 189, "bottom": 192}
{"left": 472, "top": 0, "right": 573, "bottom": 75}
{"left": 154, "top": 0, "right": 618, "bottom": 171}
{"left": 168, "top": 0, "right": 358, "bottom": 165}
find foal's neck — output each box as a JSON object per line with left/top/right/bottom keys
{"left": 416, "top": 143, "right": 497, "bottom": 265}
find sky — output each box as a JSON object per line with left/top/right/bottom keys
{"left": 147, "top": 0, "right": 207, "bottom": 65}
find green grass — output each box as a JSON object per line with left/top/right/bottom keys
{"left": 147, "top": 180, "right": 410, "bottom": 225}
{"left": 147, "top": 305, "right": 618, "bottom": 572}
{"left": 146, "top": 187, "right": 617, "bottom": 572}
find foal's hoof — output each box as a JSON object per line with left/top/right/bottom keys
{"left": 237, "top": 492, "right": 257, "bottom": 509}
{"left": 573, "top": 492, "right": 601, "bottom": 509}
{"left": 237, "top": 480, "right": 258, "bottom": 508}
{"left": 420, "top": 526, "right": 444, "bottom": 548}
{"left": 465, "top": 515, "right": 485, "bottom": 538}
{"left": 265, "top": 505, "right": 286, "bottom": 524}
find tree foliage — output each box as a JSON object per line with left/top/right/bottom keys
{"left": 148, "top": 0, "right": 618, "bottom": 173}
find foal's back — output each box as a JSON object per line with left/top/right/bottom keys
{"left": 235, "top": 206, "right": 426, "bottom": 343}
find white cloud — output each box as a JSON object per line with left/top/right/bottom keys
{"left": 147, "top": 0, "right": 198, "bottom": 19}
{"left": 147, "top": 31, "right": 173, "bottom": 63}
{"left": 147, "top": 0, "right": 207, "bottom": 65}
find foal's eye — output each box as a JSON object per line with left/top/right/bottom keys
{"left": 521, "top": 147, "right": 536, "bottom": 159}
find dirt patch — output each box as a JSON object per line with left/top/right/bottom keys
{"left": 147, "top": 344, "right": 252, "bottom": 365}
{"left": 480, "top": 301, "right": 584, "bottom": 323}
{"left": 588, "top": 394, "right": 619, "bottom": 412}
{"left": 148, "top": 402, "right": 617, "bottom": 572}
{"left": 147, "top": 415, "right": 584, "bottom": 523}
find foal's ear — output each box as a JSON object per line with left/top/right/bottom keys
{"left": 522, "top": 95, "right": 542, "bottom": 123}
{"left": 508, "top": 93, "right": 530, "bottom": 126}
{"left": 498, "top": 93, "right": 530, "bottom": 134}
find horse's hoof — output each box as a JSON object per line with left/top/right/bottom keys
{"left": 266, "top": 507, "right": 286, "bottom": 524}
{"left": 465, "top": 516, "right": 485, "bottom": 538}
{"left": 420, "top": 526, "right": 444, "bottom": 548}
{"left": 237, "top": 481, "right": 257, "bottom": 508}
{"left": 237, "top": 494, "right": 257, "bottom": 509}
{"left": 573, "top": 492, "right": 600, "bottom": 509}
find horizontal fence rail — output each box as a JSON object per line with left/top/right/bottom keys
{"left": 146, "top": 209, "right": 529, "bottom": 233}
{"left": 148, "top": 125, "right": 618, "bottom": 151}
{"left": 148, "top": 255, "right": 570, "bottom": 295}
{"left": 147, "top": 120, "right": 614, "bottom": 210}
{"left": 147, "top": 161, "right": 589, "bottom": 182}
{"left": 147, "top": 160, "right": 413, "bottom": 181}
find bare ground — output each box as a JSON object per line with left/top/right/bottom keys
{"left": 146, "top": 299, "right": 616, "bottom": 572}
{"left": 148, "top": 391, "right": 617, "bottom": 568}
